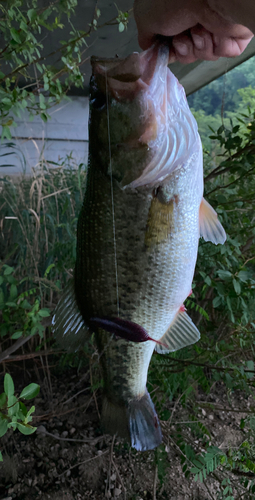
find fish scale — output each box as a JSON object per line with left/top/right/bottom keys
{"left": 52, "top": 43, "right": 226, "bottom": 451}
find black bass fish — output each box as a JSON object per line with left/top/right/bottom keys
{"left": 52, "top": 44, "right": 226, "bottom": 451}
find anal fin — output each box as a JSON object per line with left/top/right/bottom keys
{"left": 199, "top": 197, "right": 226, "bottom": 245}
{"left": 52, "top": 279, "right": 90, "bottom": 351}
{"left": 155, "top": 310, "right": 200, "bottom": 354}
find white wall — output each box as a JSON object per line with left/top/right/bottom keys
{"left": 0, "top": 96, "right": 89, "bottom": 175}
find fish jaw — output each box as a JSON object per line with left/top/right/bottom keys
{"left": 90, "top": 46, "right": 161, "bottom": 101}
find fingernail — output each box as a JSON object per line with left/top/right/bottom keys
{"left": 192, "top": 34, "right": 204, "bottom": 50}
{"left": 173, "top": 42, "right": 188, "bottom": 56}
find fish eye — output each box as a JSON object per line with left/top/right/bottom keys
{"left": 91, "top": 92, "right": 106, "bottom": 110}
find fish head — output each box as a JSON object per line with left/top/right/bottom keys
{"left": 90, "top": 44, "right": 201, "bottom": 188}
{"left": 89, "top": 45, "right": 167, "bottom": 186}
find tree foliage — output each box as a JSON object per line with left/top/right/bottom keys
{"left": 0, "top": 0, "right": 130, "bottom": 139}
{"left": 188, "top": 56, "right": 255, "bottom": 116}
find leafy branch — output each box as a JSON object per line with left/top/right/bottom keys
{"left": 0, "top": 373, "right": 40, "bottom": 461}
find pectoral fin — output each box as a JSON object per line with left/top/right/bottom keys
{"left": 52, "top": 279, "right": 90, "bottom": 351}
{"left": 199, "top": 197, "right": 226, "bottom": 245}
{"left": 155, "top": 310, "right": 200, "bottom": 354}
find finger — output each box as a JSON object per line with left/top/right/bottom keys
{"left": 191, "top": 26, "right": 219, "bottom": 61}
{"left": 137, "top": 31, "right": 156, "bottom": 51}
{"left": 172, "top": 34, "right": 197, "bottom": 64}
{"left": 213, "top": 34, "right": 254, "bottom": 57}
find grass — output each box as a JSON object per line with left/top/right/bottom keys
{"left": 0, "top": 152, "right": 86, "bottom": 306}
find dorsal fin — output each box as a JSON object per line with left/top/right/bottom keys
{"left": 199, "top": 197, "right": 226, "bottom": 245}
{"left": 155, "top": 309, "right": 200, "bottom": 354}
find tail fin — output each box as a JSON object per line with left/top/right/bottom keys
{"left": 101, "top": 390, "right": 162, "bottom": 451}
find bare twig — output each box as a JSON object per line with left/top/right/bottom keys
{"left": 37, "top": 425, "right": 103, "bottom": 444}
{"left": 0, "top": 335, "right": 33, "bottom": 363}
{"left": 153, "top": 463, "right": 158, "bottom": 500}
{"left": 62, "top": 387, "right": 90, "bottom": 406}
{"left": 1, "top": 348, "right": 63, "bottom": 363}
{"left": 112, "top": 455, "right": 127, "bottom": 500}
{"left": 197, "top": 402, "right": 255, "bottom": 414}
{"left": 58, "top": 449, "right": 109, "bottom": 478}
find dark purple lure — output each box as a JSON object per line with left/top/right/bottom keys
{"left": 89, "top": 317, "right": 168, "bottom": 348}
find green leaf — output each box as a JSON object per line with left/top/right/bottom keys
{"left": 0, "top": 393, "right": 7, "bottom": 407}
{"left": 11, "top": 331, "right": 23, "bottom": 339}
{"left": 19, "top": 401, "right": 27, "bottom": 417}
{"left": 4, "top": 373, "right": 14, "bottom": 397}
{"left": 21, "top": 299, "right": 32, "bottom": 309}
{"left": 2, "top": 98, "right": 12, "bottom": 106}
{"left": 213, "top": 296, "right": 222, "bottom": 308}
{"left": 20, "top": 383, "right": 40, "bottom": 400}
{"left": 38, "top": 308, "right": 50, "bottom": 317}
{"left": 10, "top": 284, "right": 18, "bottom": 300}
{"left": 118, "top": 22, "right": 125, "bottom": 32}
{"left": 20, "top": 20, "right": 28, "bottom": 32}
{"left": 44, "top": 263, "right": 55, "bottom": 277}
{"left": 0, "top": 418, "right": 8, "bottom": 438}
{"left": 39, "top": 93, "right": 46, "bottom": 110}
{"left": 41, "top": 112, "right": 48, "bottom": 122}
{"left": 204, "top": 276, "right": 211, "bottom": 286}
{"left": 238, "top": 270, "right": 250, "bottom": 282}
{"left": 240, "top": 418, "right": 245, "bottom": 430}
{"left": 0, "top": 451, "right": 3, "bottom": 461}
{"left": 10, "top": 28, "right": 21, "bottom": 43}
{"left": 27, "top": 8, "right": 37, "bottom": 22}
{"left": 31, "top": 325, "right": 39, "bottom": 336}
{"left": 7, "top": 395, "right": 19, "bottom": 416}
{"left": 3, "top": 266, "right": 14, "bottom": 276}
{"left": 233, "top": 278, "right": 241, "bottom": 295}
{"left": 217, "top": 270, "right": 232, "bottom": 280}
{"left": 16, "top": 423, "right": 37, "bottom": 435}
{"left": 25, "top": 405, "right": 35, "bottom": 423}
{"left": 1, "top": 126, "right": 12, "bottom": 140}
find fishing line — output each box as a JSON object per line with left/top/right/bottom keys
{"left": 105, "top": 69, "right": 120, "bottom": 317}
{"left": 221, "top": 59, "right": 230, "bottom": 125}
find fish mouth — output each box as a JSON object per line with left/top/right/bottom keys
{"left": 90, "top": 44, "right": 168, "bottom": 101}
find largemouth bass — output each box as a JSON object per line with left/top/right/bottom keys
{"left": 53, "top": 44, "right": 226, "bottom": 451}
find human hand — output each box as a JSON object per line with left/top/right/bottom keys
{"left": 134, "top": 0, "right": 254, "bottom": 63}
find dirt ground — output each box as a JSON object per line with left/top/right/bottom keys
{"left": 0, "top": 359, "right": 252, "bottom": 500}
